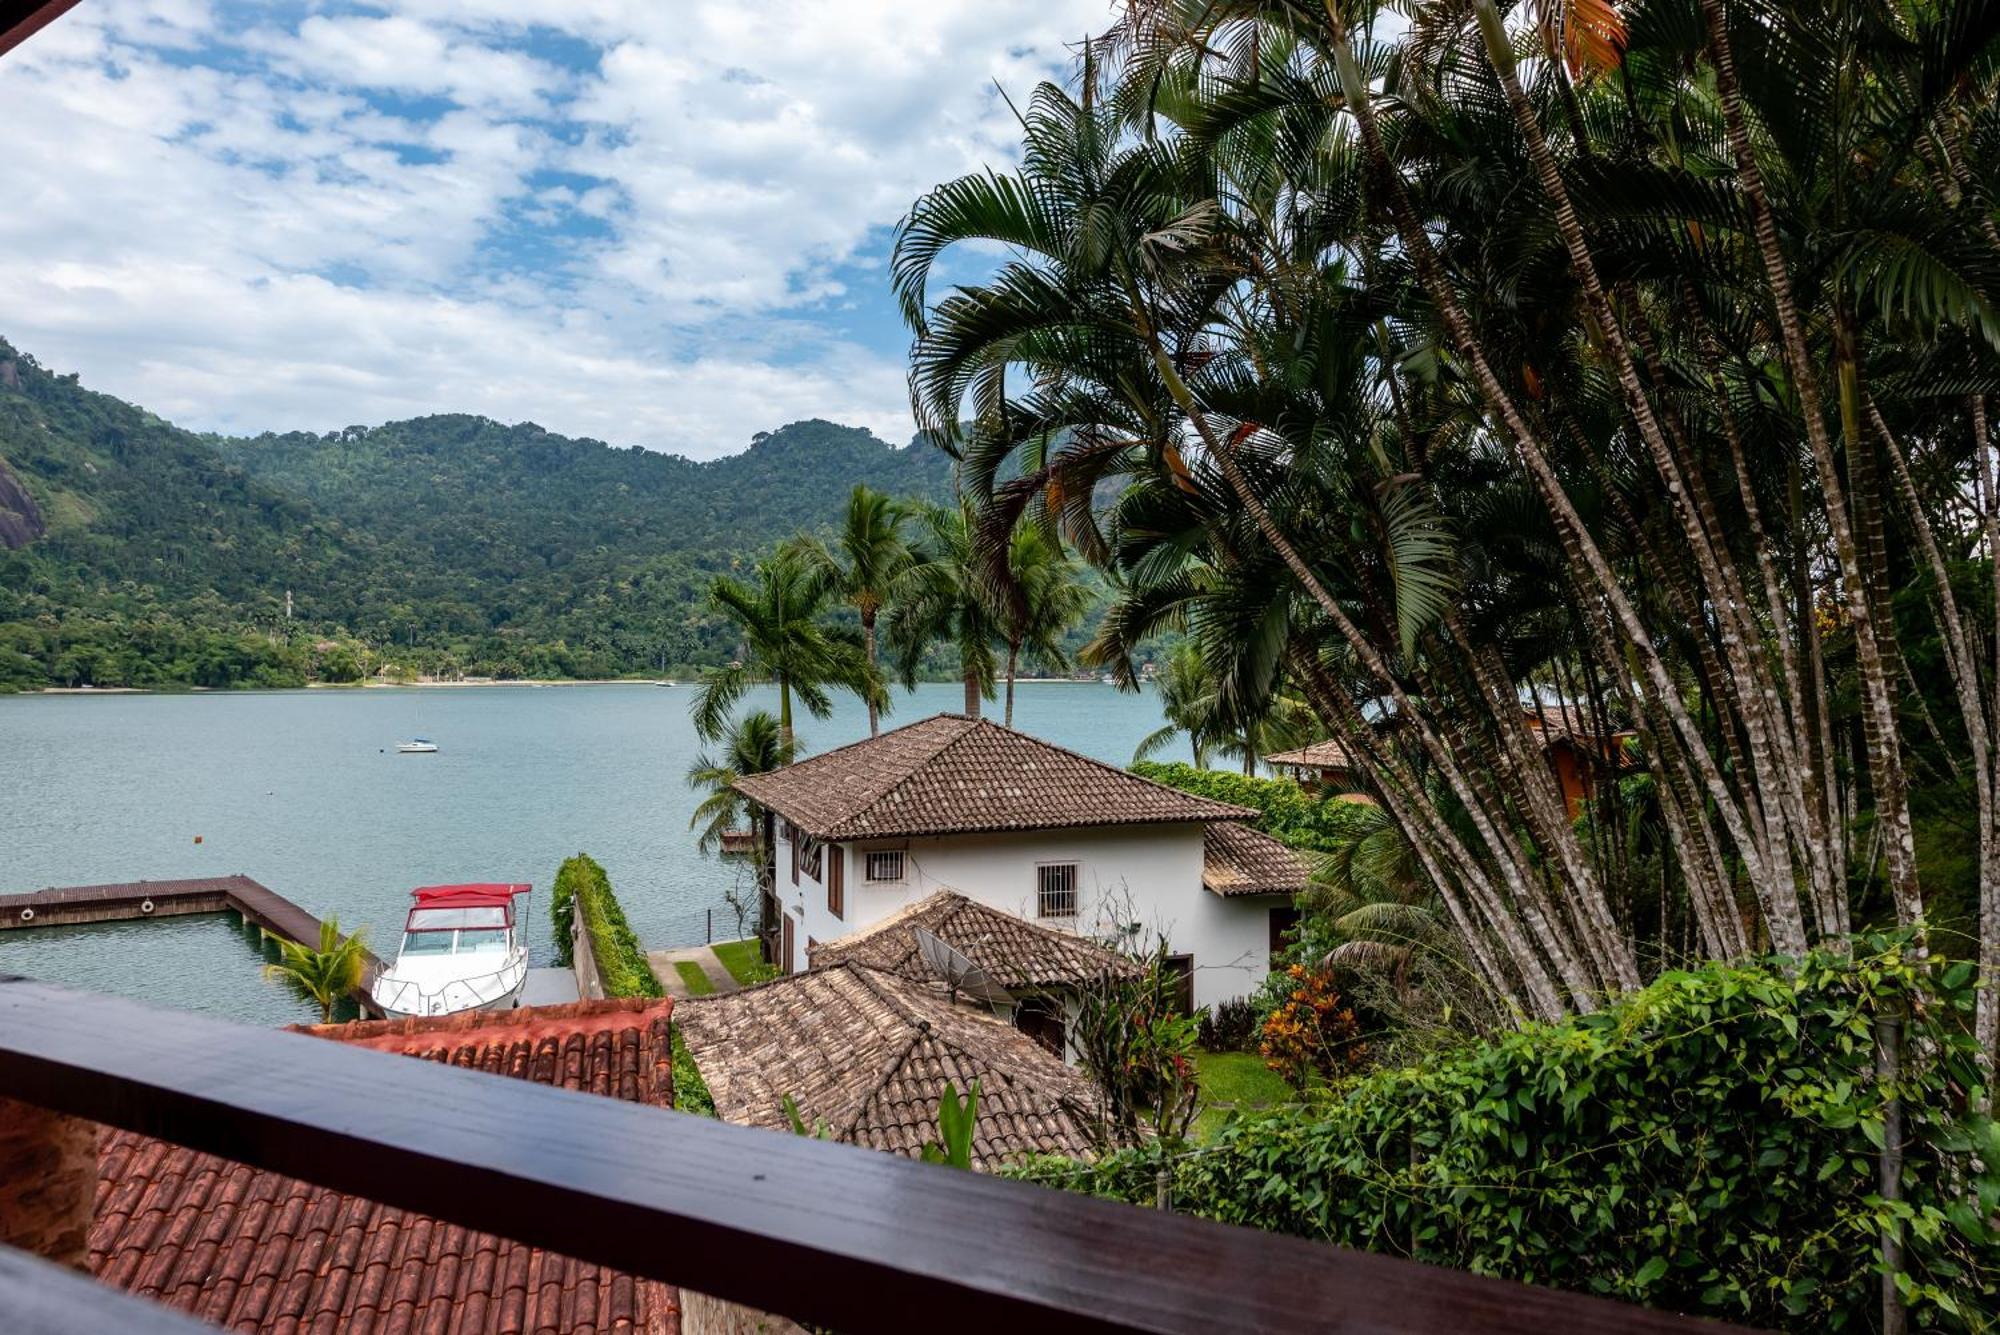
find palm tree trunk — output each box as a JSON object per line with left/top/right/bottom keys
{"left": 779, "top": 677, "right": 794, "bottom": 748}
{"left": 963, "top": 667, "right": 981, "bottom": 719}
{"left": 863, "top": 611, "right": 879, "bottom": 737}
{"left": 1005, "top": 642, "right": 1019, "bottom": 727}
{"left": 1697, "top": 0, "right": 1921, "bottom": 930}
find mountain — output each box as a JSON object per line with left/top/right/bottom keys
{"left": 0, "top": 338, "right": 953, "bottom": 688}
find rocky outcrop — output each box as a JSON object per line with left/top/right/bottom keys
{"left": 0, "top": 455, "right": 45, "bottom": 549}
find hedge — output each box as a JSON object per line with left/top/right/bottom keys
{"left": 1014, "top": 938, "right": 1997, "bottom": 1330}
{"left": 550, "top": 853, "right": 660, "bottom": 999}
{"left": 548, "top": 854, "right": 714, "bottom": 1116}
{"left": 1130, "top": 761, "right": 1374, "bottom": 853}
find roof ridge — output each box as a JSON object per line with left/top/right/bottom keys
{"left": 737, "top": 712, "right": 972, "bottom": 783}
{"left": 960, "top": 715, "right": 1253, "bottom": 814}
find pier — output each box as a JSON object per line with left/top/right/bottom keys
{"left": 0, "top": 875, "right": 385, "bottom": 1013}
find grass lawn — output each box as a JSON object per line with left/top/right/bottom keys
{"left": 673, "top": 959, "right": 717, "bottom": 996}
{"left": 1192, "top": 1050, "right": 1295, "bottom": 1142}
{"left": 711, "top": 937, "right": 777, "bottom": 987}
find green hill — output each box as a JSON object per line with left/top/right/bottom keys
{"left": 0, "top": 338, "right": 952, "bottom": 688}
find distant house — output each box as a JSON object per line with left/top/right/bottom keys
{"left": 90, "top": 998, "right": 680, "bottom": 1332}
{"left": 808, "top": 888, "right": 1137, "bottom": 1058}
{"left": 733, "top": 713, "right": 1312, "bottom": 1011}
{"left": 1265, "top": 737, "right": 1370, "bottom": 800}
{"left": 675, "top": 960, "right": 1103, "bottom": 1170}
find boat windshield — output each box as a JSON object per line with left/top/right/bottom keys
{"left": 455, "top": 928, "right": 509, "bottom": 953}
{"left": 400, "top": 931, "right": 455, "bottom": 956}
{"left": 407, "top": 907, "right": 507, "bottom": 932}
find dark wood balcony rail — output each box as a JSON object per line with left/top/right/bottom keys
{"left": 2, "top": 1242, "right": 220, "bottom": 1335}
{"left": 0, "top": 976, "right": 1746, "bottom": 1334}
{"left": 0, "top": 0, "right": 79, "bottom": 59}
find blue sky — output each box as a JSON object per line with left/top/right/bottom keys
{"left": 0, "top": 0, "right": 1107, "bottom": 456}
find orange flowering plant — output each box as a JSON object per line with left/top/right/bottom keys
{"left": 1259, "top": 965, "right": 1365, "bottom": 1090}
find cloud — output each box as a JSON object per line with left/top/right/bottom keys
{"left": 0, "top": 0, "right": 1108, "bottom": 457}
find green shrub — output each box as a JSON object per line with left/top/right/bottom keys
{"left": 1014, "top": 938, "right": 1997, "bottom": 1330}
{"left": 550, "top": 853, "right": 661, "bottom": 999}
{"left": 1131, "top": 762, "right": 1373, "bottom": 852}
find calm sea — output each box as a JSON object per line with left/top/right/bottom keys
{"left": 0, "top": 681, "right": 1167, "bottom": 1023}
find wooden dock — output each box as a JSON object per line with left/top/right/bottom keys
{"left": 0, "top": 875, "right": 384, "bottom": 1012}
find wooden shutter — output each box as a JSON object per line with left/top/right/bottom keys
{"left": 789, "top": 823, "right": 799, "bottom": 886}
{"left": 827, "top": 846, "right": 843, "bottom": 919}
{"left": 782, "top": 914, "right": 795, "bottom": 975}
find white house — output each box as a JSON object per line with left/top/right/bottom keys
{"left": 733, "top": 713, "right": 1312, "bottom": 1013}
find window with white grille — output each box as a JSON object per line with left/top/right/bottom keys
{"left": 864, "top": 850, "right": 905, "bottom": 883}
{"left": 1036, "top": 863, "right": 1078, "bottom": 919}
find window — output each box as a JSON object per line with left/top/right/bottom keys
{"left": 400, "top": 931, "right": 454, "bottom": 956}
{"left": 800, "top": 839, "right": 823, "bottom": 882}
{"left": 1036, "top": 863, "right": 1078, "bottom": 919}
{"left": 864, "top": 850, "right": 905, "bottom": 882}
{"left": 455, "top": 928, "right": 509, "bottom": 953}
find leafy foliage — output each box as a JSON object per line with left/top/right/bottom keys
{"left": 1197, "top": 996, "right": 1261, "bottom": 1052}
{"left": 1257, "top": 965, "right": 1367, "bottom": 1089}
{"left": 549, "top": 853, "right": 661, "bottom": 1000}
{"left": 1132, "top": 761, "right": 1374, "bottom": 852}
{"left": 920, "top": 1081, "right": 980, "bottom": 1169}
{"left": 1017, "top": 940, "right": 1998, "bottom": 1330}
{"left": 261, "top": 917, "right": 370, "bottom": 1025}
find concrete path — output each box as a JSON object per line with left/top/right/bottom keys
{"left": 648, "top": 944, "right": 738, "bottom": 998}
{"left": 520, "top": 967, "right": 581, "bottom": 1006}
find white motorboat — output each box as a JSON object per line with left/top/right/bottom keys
{"left": 397, "top": 738, "right": 439, "bottom": 753}
{"left": 370, "top": 883, "right": 530, "bottom": 1018}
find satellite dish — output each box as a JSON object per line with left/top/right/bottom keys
{"left": 913, "top": 925, "right": 1014, "bottom": 1008}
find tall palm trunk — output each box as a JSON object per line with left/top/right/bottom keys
{"left": 778, "top": 678, "right": 794, "bottom": 748}
{"left": 862, "top": 610, "right": 880, "bottom": 737}
{"left": 1005, "top": 641, "right": 1020, "bottom": 726}
{"left": 1696, "top": 0, "right": 1921, "bottom": 929}
{"left": 963, "top": 666, "right": 982, "bottom": 719}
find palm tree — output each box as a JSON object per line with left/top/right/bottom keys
{"left": 887, "top": 500, "right": 999, "bottom": 719}
{"left": 1133, "top": 642, "right": 1224, "bottom": 767}
{"left": 794, "top": 485, "right": 915, "bottom": 737}
{"left": 995, "top": 525, "right": 1092, "bottom": 726}
{"left": 263, "top": 918, "right": 369, "bottom": 1025}
{"left": 687, "top": 708, "right": 796, "bottom": 855}
{"left": 692, "top": 546, "right": 881, "bottom": 747}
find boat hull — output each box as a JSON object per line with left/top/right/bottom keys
{"left": 370, "top": 957, "right": 528, "bottom": 1020}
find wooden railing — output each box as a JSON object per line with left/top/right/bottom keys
{"left": 0, "top": 976, "right": 1745, "bottom": 1334}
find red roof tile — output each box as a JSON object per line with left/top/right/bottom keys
{"left": 89, "top": 999, "right": 680, "bottom": 1333}
{"left": 733, "top": 713, "right": 1254, "bottom": 840}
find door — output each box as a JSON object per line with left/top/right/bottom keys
{"left": 781, "top": 913, "right": 796, "bottom": 975}
{"left": 1014, "top": 996, "right": 1067, "bottom": 1058}
{"left": 1162, "top": 954, "right": 1195, "bottom": 1018}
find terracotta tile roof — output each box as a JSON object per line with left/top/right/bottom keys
{"left": 90, "top": 999, "right": 680, "bottom": 1333}
{"left": 676, "top": 963, "right": 1102, "bottom": 1169}
{"left": 1203, "top": 822, "right": 1317, "bottom": 897}
{"left": 1264, "top": 739, "right": 1360, "bottom": 770}
{"left": 807, "top": 890, "right": 1138, "bottom": 990}
{"left": 733, "top": 713, "right": 1254, "bottom": 840}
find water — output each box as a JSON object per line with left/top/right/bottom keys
{"left": 0, "top": 681, "right": 1167, "bottom": 1023}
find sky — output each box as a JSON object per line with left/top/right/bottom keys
{"left": 0, "top": 0, "right": 1108, "bottom": 457}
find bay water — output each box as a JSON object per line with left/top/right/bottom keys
{"left": 0, "top": 681, "right": 1168, "bottom": 1023}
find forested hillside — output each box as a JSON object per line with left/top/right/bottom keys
{"left": 0, "top": 338, "right": 953, "bottom": 688}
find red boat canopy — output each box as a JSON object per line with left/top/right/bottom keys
{"left": 410, "top": 883, "right": 529, "bottom": 909}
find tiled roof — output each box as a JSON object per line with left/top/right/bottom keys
{"left": 1203, "top": 822, "right": 1317, "bottom": 897}
{"left": 1264, "top": 739, "right": 1360, "bottom": 770}
{"left": 676, "top": 963, "right": 1102, "bottom": 1170}
{"left": 807, "top": 890, "right": 1138, "bottom": 990}
{"left": 91, "top": 999, "right": 680, "bottom": 1334}
{"left": 733, "top": 713, "right": 1254, "bottom": 840}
